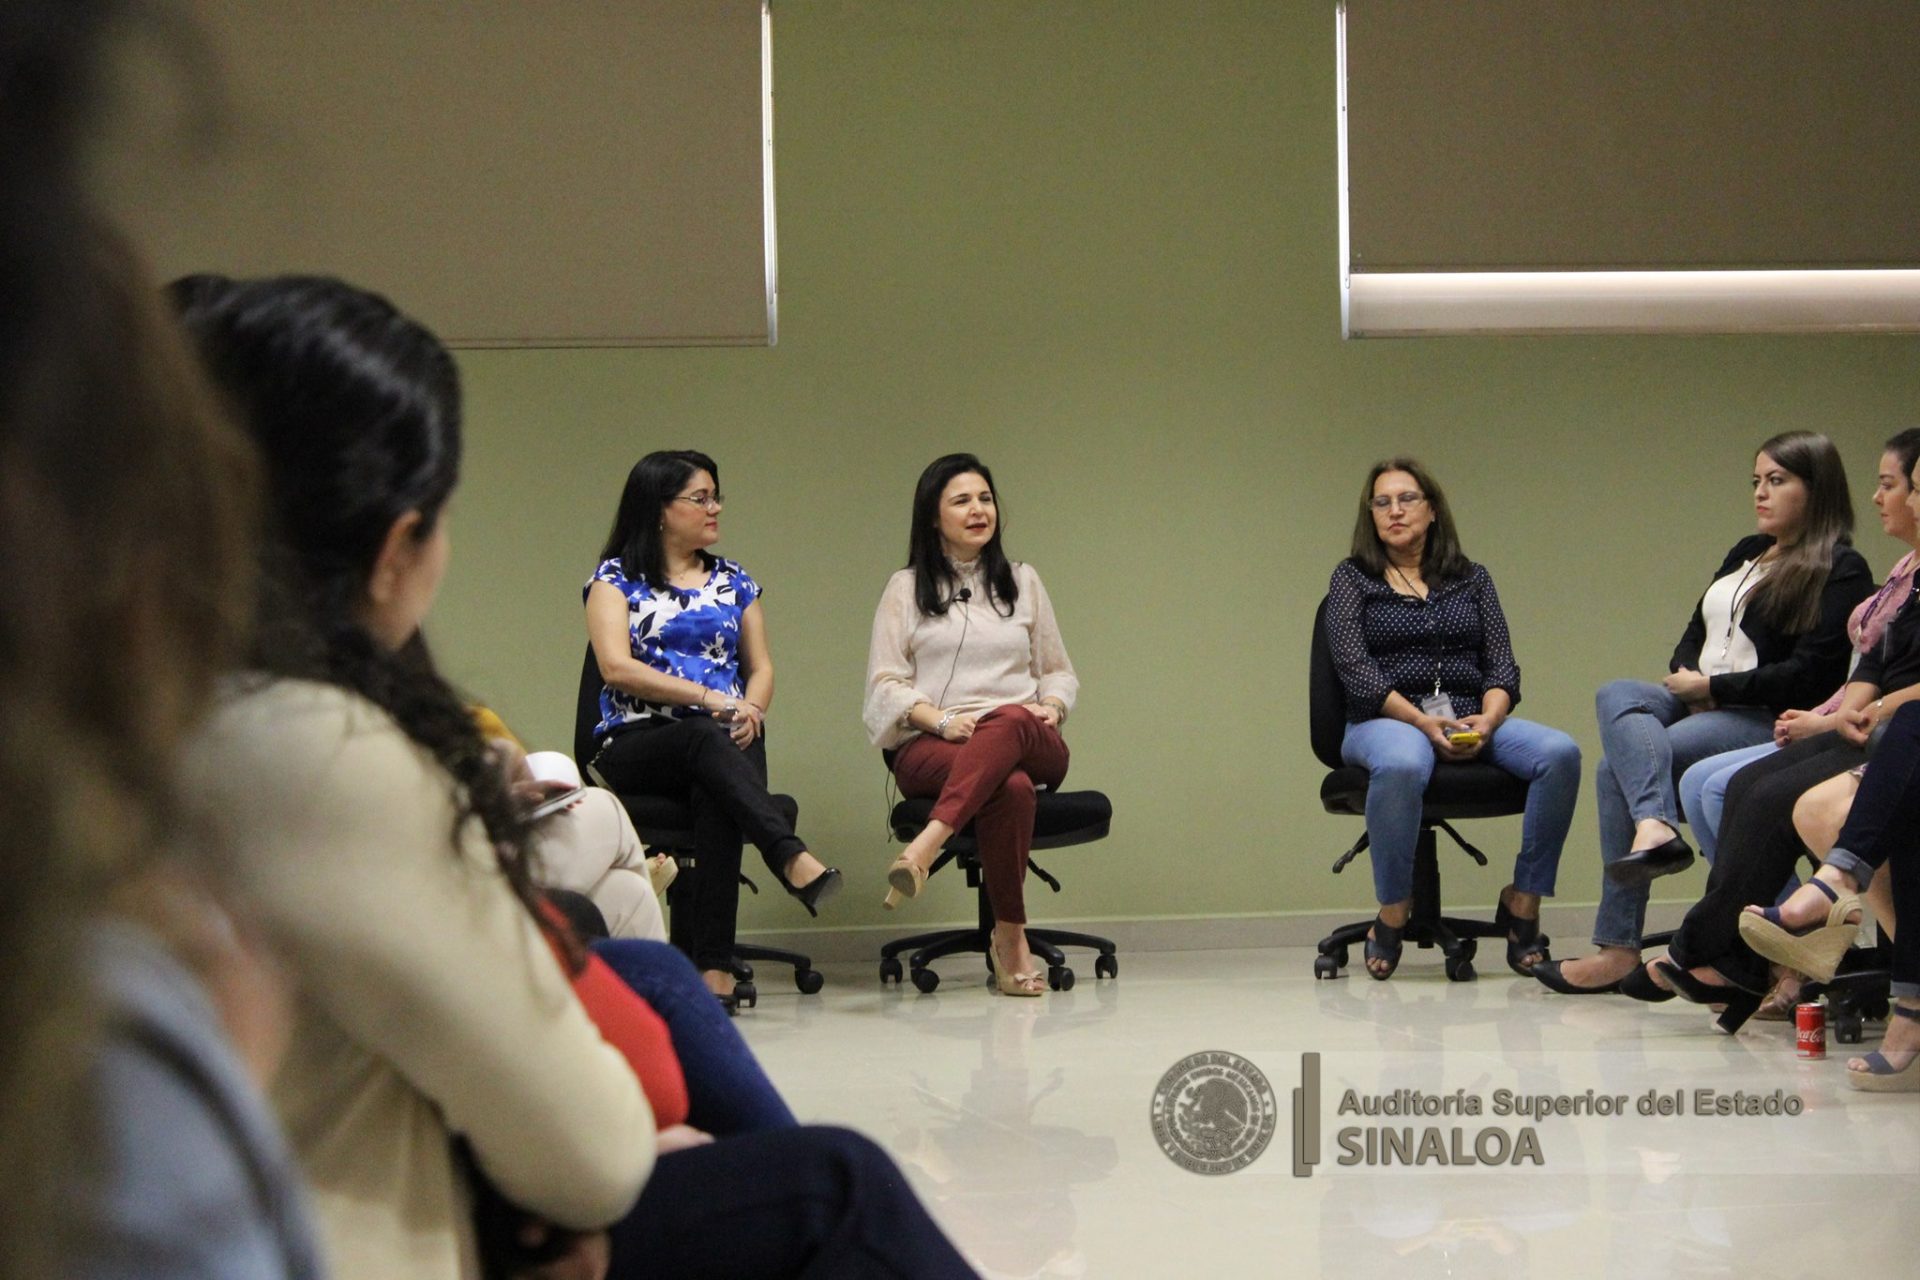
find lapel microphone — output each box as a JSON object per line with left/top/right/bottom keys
{"left": 956, "top": 588, "right": 972, "bottom": 603}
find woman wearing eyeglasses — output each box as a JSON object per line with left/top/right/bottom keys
{"left": 1324, "top": 458, "right": 1582, "bottom": 980}
{"left": 1533, "top": 431, "right": 1871, "bottom": 997}
{"left": 586, "top": 451, "right": 839, "bottom": 1010}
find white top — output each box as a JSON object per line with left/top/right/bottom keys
{"left": 179, "top": 679, "right": 653, "bottom": 1280}
{"left": 863, "top": 559, "right": 1079, "bottom": 750}
{"left": 1696, "top": 558, "right": 1772, "bottom": 677}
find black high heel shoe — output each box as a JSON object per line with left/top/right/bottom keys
{"left": 779, "top": 862, "right": 843, "bottom": 917}
{"left": 1530, "top": 959, "right": 1622, "bottom": 995}
{"left": 1653, "top": 959, "right": 1761, "bottom": 1033}
{"left": 1605, "top": 835, "right": 1695, "bottom": 888}
{"left": 1495, "top": 896, "right": 1550, "bottom": 977}
{"left": 1617, "top": 964, "right": 1676, "bottom": 1003}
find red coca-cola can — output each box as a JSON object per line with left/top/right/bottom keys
{"left": 1795, "top": 1003, "right": 1826, "bottom": 1059}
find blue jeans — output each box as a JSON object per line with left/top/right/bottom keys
{"left": 1677, "top": 741, "right": 1778, "bottom": 863}
{"left": 1678, "top": 740, "right": 1801, "bottom": 905}
{"left": 592, "top": 939, "right": 797, "bottom": 1134}
{"left": 1340, "top": 716, "right": 1582, "bottom": 906}
{"left": 1589, "top": 680, "right": 1773, "bottom": 949}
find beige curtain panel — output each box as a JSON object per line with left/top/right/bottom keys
{"left": 1343, "top": 0, "right": 1920, "bottom": 273}
{"left": 108, "top": 0, "right": 773, "bottom": 347}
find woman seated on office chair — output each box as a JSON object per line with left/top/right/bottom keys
{"left": 1535, "top": 431, "right": 1870, "bottom": 996}
{"left": 585, "top": 450, "right": 840, "bottom": 1009}
{"left": 1324, "top": 457, "right": 1582, "bottom": 980}
{"left": 1632, "top": 444, "right": 1920, "bottom": 1031}
{"left": 863, "top": 453, "right": 1078, "bottom": 998}
{"left": 1664, "top": 427, "right": 1920, "bottom": 1018}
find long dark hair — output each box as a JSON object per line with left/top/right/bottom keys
{"left": 906, "top": 452, "right": 1018, "bottom": 617}
{"left": 600, "top": 449, "right": 720, "bottom": 587}
{"left": 1744, "top": 430, "right": 1854, "bottom": 634}
{"left": 2, "top": 231, "right": 258, "bottom": 1279}
{"left": 168, "top": 273, "right": 572, "bottom": 964}
{"left": 1348, "top": 456, "right": 1473, "bottom": 584}
{"left": 1, "top": 4, "right": 264, "bottom": 1272}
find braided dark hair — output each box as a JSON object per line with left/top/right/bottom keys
{"left": 168, "top": 273, "right": 576, "bottom": 967}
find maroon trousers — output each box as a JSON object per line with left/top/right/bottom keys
{"left": 891, "top": 706, "right": 1069, "bottom": 925}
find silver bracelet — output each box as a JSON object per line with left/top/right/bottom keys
{"left": 935, "top": 710, "right": 955, "bottom": 736}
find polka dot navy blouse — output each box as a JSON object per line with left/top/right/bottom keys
{"left": 1323, "top": 558, "right": 1521, "bottom": 724}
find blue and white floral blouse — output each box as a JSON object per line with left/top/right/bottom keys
{"left": 585, "top": 555, "right": 761, "bottom": 744}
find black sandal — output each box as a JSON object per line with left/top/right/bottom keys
{"left": 1364, "top": 914, "right": 1404, "bottom": 981}
{"left": 1495, "top": 896, "right": 1551, "bottom": 977}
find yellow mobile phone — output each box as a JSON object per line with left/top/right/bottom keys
{"left": 1447, "top": 729, "right": 1481, "bottom": 748}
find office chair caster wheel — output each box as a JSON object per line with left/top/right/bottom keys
{"left": 1834, "top": 1013, "right": 1864, "bottom": 1045}
{"left": 910, "top": 967, "right": 940, "bottom": 994}
{"left": 734, "top": 980, "right": 759, "bottom": 1008}
{"left": 1095, "top": 953, "right": 1118, "bottom": 980}
{"left": 1048, "top": 965, "right": 1075, "bottom": 992}
{"left": 794, "top": 967, "right": 825, "bottom": 995}
{"left": 1456, "top": 938, "right": 1477, "bottom": 963}
{"left": 879, "top": 957, "right": 903, "bottom": 985}
{"left": 1444, "top": 955, "right": 1475, "bottom": 983}
{"left": 1313, "top": 954, "right": 1341, "bottom": 980}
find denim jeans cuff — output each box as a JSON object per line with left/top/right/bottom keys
{"left": 1591, "top": 935, "right": 1641, "bottom": 951}
{"left": 1890, "top": 981, "right": 1920, "bottom": 1001}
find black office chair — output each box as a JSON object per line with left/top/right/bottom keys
{"left": 1308, "top": 597, "right": 1538, "bottom": 981}
{"left": 572, "top": 646, "right": 824, "bottom": 1002}
{"left": 880, "top": 783, "right": 1116, "bottom": 994}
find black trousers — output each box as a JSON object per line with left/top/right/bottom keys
{"left": 1831, "top": 702, "right": 1920, "bottom": 990}
{"left": 594, "top": 716, "right": 806, "bottom": 971}
{"left": 1669, "top": 731, "right": 1868, "bottom": 990}
{"left": 610, "top": 1126, "right": 977, "bottom": 1280}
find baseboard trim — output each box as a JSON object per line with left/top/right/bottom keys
{"left": 737, "top": 900, "right": 1694, "bottom": 965}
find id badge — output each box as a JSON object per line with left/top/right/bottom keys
{"left": 1418, "top": 690, "right": 1457, "bottom": 722}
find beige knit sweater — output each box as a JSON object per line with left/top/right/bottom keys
{"left": 180, "top": 679, "right": 654, "bottom": 1280}
{"left": 864, "top": 559, "right": 1079, "bottom": 750}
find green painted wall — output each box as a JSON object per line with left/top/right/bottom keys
{"left": 431, "top": 1, "right": 1920, "bottom": 937}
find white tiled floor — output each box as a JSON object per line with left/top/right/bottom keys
{"left": 740, "top": 946, "right": 1917, "bottom": 1279}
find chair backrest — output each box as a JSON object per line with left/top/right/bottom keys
{"left": 1308, "top": 596, "right": 1349, "bottom": 771}
{"left": 573, "top": 645, "right": 604, "bottom": 775}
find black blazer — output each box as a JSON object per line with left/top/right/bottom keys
{"left": 1669, "top": 534, "right": 1873, "bottom": 716}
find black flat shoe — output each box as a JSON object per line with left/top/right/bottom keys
{"left": 1652, "top": 960, "right": 1761, "bottom": 1034}
{"left": 1530, "top": 959, "right": 1621, "bottom": 995}
{"left": 1617, "top": 965, "right": 1676, "bottom": 1003}
{"left": 1605, "top": 835, "right": 1695, "bottom": 888}
{"left": 781, "top": 865, "right": 843, "bottom": 917}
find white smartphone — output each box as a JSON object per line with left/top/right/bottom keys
{"left": 529, "top": 786, "right": 585, "bottom": 820}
